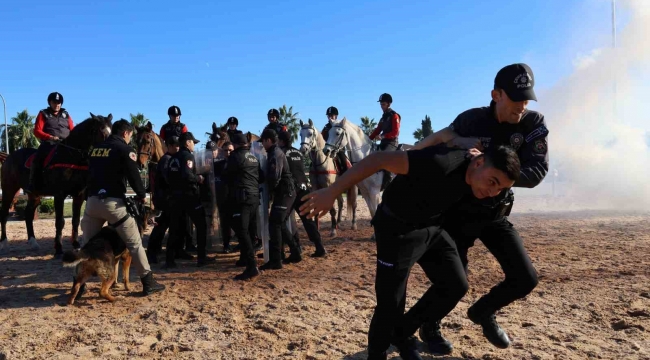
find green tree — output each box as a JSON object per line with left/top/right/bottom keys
{"left": 278, "top": 104, "right": 300, "bottom": 143}
{"left": 413, "top": 115, "right": 433, "bottom": 142}
{"left": 360, "top": 116, "right": 377, "bottom": 137}
{"left": 1, "top": 109, "right": 39, "bottom": 152}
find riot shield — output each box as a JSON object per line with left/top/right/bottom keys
{"left": 250, "top": 142, "right": 270, "bottom": 263}
{"left": 193, "top": 148, "right": 218, "bottom": 249}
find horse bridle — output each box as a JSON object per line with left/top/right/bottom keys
{"left": 137, "top": 131, "right": 158, "bottom": 166}
{"left": 325, "top": 123, "right": 373, "bottom": 164}
{"left": 300, "top": 124, "right": 329, "bottom": 168}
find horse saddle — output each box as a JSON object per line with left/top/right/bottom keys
{"left": 24, "top": 146, "right": 88, "bottom": 171}
{"left": 24, "top": 147, "right": 57, "bottom": 169}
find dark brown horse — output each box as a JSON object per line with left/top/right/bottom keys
{"left": 0, "top": 113, "right": 113, "bottom": 257}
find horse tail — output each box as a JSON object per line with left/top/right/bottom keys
{"left": 346, "top": 185, "right": 357, "bottom": 221}
{"left": 62, "top": 250, "right": 89, "bottom": 268}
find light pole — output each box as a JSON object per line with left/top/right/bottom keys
{"left": 0, "top": 93, "right": 7, "bottom": 153}
{"left": 612, "top": 0, "right": 618, "bottom": 121}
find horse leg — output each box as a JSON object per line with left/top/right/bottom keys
{"left": 70, "top": 194, "right": 84, "bottom": 249}
{"left": 336, "top": 195, "right": 343, "bottom": 227}
{"left": 52, "top": 195, "right": 65, "bottom": 257}
{"left": 25, "top": 195, "right": 41, "bottom": 251}
{"left": 329, "top": 207, "right": 337, "bottom": 237}
{"left": 0, "top": 183, "right": 19, "bottom": 253}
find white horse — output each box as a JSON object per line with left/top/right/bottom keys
{"left": 323, "top": 118, "right": 382, "bottom": 220}
{"left": 299, "top": 119, "right": 358, "bottom": 236}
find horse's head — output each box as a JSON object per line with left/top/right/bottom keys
{"left": 89, "top": 112, "right": 113, "bottom": 142}
{"left": 247, "top": 132, "right": 260, "bottom": 144}
{"left": 323, "top": 118, "right": 348, "bottom": 158}
{"left": 209, "top": 122, "right": 229, "bottom": 148}
{"left": 66, "top": 112, "right": 112, "bottom": 150}
{"left": 299, "top": 119, "right": 318, "bottom": 155}
{"left": 135, "top": 121, "right": 164, "bottom": 169}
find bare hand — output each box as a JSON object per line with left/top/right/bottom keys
{"left": 51, "top": 136, "right": 60, "bottom": 141}
{"left": 299, "top": 188, "right": 338, "bottom": 219}
{"left": 448, "top": 137, "right": 483, "bottom": 150}
{"left": 376, "top": 135, "right": 383, "bottom": 141}
{"left": 198, "top": 175, "right": 204, "bottom": 184}
{"left": 467, "top": 148, "right": 482, "bottom": 158}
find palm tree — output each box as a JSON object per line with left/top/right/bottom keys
{"left": 413, "top": 115, "right": 433, "bottom": 142}
{"left": 360, "top": 116, "right": 377, "bottom": 137}
{"left": 278, "top": 104, "right": 300, "bottom": 143}
{"left": 1, "top": 110, "right": 39, "bottom": 152}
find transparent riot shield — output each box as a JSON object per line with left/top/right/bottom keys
{"left": 193, "top": 148, "right": 217, "bottom": 249}
{"left": 250, "top": 141, "right": 270, "bottom": 263}
{"left": 210, "top": 148, "right": 228, "bottom": 250}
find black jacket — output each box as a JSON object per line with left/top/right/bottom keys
{"left": 87, "top": 135, "right": 146, "bottom": 199}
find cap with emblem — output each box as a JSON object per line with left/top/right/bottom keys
{"left": 179, "top": 132, "right": 200, "bottom": 144}
{"left": 231, "top": 133, "right": 248, "bottom": 146}
{"left": 47, "top": 92, "right": 64, "bottom": 104}
{"left": 227, "top": 116, "right": 238, "bottom": 126}
{"left": 206, "top": 141, "right": 218, "bottom": 150}
{"left": 326, "top": 106, "right": 338, "bottom": 116}
{"left": 167, "top": 105, "right": 182, "bottom": 116}
{"left": 377, "top": 93, "right": 392, "bottom": 103}
{"left": 494, "top": 63, "right": 537, "bottom": 102}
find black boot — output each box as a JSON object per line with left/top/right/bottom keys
{"left": 260, "top": 261, "right": 282, "bottom": 270}
{"left": 311, "top": 244, "right": 327, "bottom": 258}
{"left": 141, "top": 272, "right": 165, "bottom": 296}
{"left": 393, "top": 336, "right": 424, "bottom": 360}
{"left": 26, "top": 163, "right": 41, "bottom": 194}
{"left": 234, "top": 267, "right": 260, "bottom": 281}
{"left": 419, "top": 320, "right": 453, "bottom": 355}
{"left": 366, "top": 350, "right": 387, "bottom": 360}
{"left": 282, "top": 253, "right": 302, "bottom": 264}
{"left": 197, "top": 256, "right": 217, "bottom": 267}
{"left": 467, "top": 306, "right": 511, "bottom": 349}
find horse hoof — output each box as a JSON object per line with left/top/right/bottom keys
{"left": 28, "top": 237, "right": 40, "bottom": 250}
{"left": 331, "top": 229, "right": 337, "bottom": 237}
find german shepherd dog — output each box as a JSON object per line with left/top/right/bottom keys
{"left": 62, "top": 227, "right": 132, "bottom": 305}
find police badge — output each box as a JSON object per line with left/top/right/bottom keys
{"left": 187, "top": 160, "right": 193, "bottom": 168}
{"left": 510, "top": 133, "right": 524, "bottom": 150}
{"left": 533, "top": 139, "right": 547, "bottom": 154}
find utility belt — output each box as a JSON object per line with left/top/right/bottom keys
{"left": 374, "top": 202, "right": 444, "bottom": 232}
{"left": 231, "top": 187, "right": 259, "bottom": 205}
{"left": 93, "top": 193, "right": 143, "bottom": 228}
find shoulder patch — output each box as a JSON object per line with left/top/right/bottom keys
{"left": 525, "top": 125, "right": 549, "bottom": 143}
{"left": 510, "top": 133, "right": 524, "bottom": 150}
{"left": 533, "top": 139, "right": 547, "bottom": 154}
{"left": 129, "top": 152, "right": 137, "bottom": 161}
{"left": 187, "top": 160, "right": 193, "bottom": 169}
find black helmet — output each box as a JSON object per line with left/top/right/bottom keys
{"left": 326, "top": 106, "right": 338, "bottom": 116}
{"left": 378, "top": 93, "right": 393, "bottom": 103}
{"left": 168, "top": 105, "right": 182, "bottom": 116}
{"left": 47, "top": 92, "right": 63, "bottom": 104}
{"left": 227, "top": 116, "right": 239, "bottom": 126}
{"left": 267, "top": 108, "right": 280, "bottom": 118}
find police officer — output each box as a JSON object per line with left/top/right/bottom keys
{"left": 278, "top": 131, "right": 326, "bottom": 257}
{"left": 166, "top": 132, "right": 216, "bottom": 267}
{"left": 259, "top": 129, "right": 301, "bottom": 270}
{"left": 413, "top": 63, "right": 547, "bottom": 353}
{"left": 81, "top": 119, "right": 165, "bottom": 295}
{"left": 27, "top": 92, "right": 75, "bottom": 193}
{"left": 207, "top": 140, "right": 234, "bottom": 253}
{"left": 300, "top": 144, "right": 521, "bottom": 360}
{"left": 263, "top": 108, "right": 288, "bottom": 135}
{"left": 222, "top": 133, "right": 264, "bottom": 280}
{"left": 159, "top": 105, "right": 188, "bottom": 144}
{"left": 226, "top": 117, "right": 243, "bottom": 138}
{"left": 320, "top": 106, "right": 350, "bottom": 174}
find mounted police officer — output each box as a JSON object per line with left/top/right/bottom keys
{"left": 369, "top": 93, "right": 401, "bottom": 151}
{"left": 81, "top": 119, "right": 165, "bottom": 296}
{"left": 413, "top": 63, "right": 547, "bottom": 354}
{"left": 27, "top": 92, "right": 75, "bottom": 193}
{"left": 278, "top": 131, "right": 326, "bottom": 257}
{"left": 321, "top": 106, "right": 350, "bottom": 174}
{"left": 222, "top": 133, "right": 264, "bottom": 280}
{"left": 159, "top": 105, "right": 188, "bottom": 144}
{"left": 259, "top": 129, "right": 301, "bottom": 270}
{"left": 166, "top": 132, "right": 216, "bottom": 267}
{"left": 263, "top": 108, "right": 287, "bottom": 135}
{"left": 226, "top": 117, "right": 243, "bottom": 139}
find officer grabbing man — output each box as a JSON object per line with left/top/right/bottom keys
{"left": 263, "top": 108, "right": 288, "bottom": 135}
{"left": 226, "top": 117, "right": 243, "bottom": 138}
{"left": 81, "top": 119, "right": 165, "bottom": 296}
{"left": 259, "top": 129, "right": 301, "bottom": 270}
{"left": 166, "top": 132, "right": 216, "bottom": 267}
{"left": 159, "top": 105, "right": 188, "bottom": 144}
{"left": 278, "top": 131, "right": 326, "bottom": 257}
{"left": 27, "top": 92, "right": 75, "bottom": 193}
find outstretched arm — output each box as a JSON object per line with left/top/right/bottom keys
{"left": 411, "top": 127, "right": 457, "bottom": 150}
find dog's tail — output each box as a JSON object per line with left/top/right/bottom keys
{"left": 62, "top": 250, "right": 89, "bottom": 268}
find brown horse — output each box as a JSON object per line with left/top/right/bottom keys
{"left": 0, "top": 113, "right": 113, "bottom": 256}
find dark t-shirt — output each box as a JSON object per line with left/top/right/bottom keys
{"left": 380, "top": 146, "right": 472, "bottom": 225}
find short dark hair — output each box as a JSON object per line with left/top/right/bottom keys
{"left": 112, "top": 119, "right": 133, "bottom": 135}
{"left": 222, "top": 141, "right": 232, "bottom": 148}
{"left": 260, "top": 129, "right": 278, "bottom": 143}
{"left": 278, "top": 131, "right": 291, "bottom": 144}
{"left": 482, "top": 145, "right": 521, "bottom": 182}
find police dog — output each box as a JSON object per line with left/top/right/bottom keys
{"left": 62, "top": 226, "right": 131, "bottom": 305}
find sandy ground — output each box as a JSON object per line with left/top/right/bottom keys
{"left": 0, "top": 199, "right": 649, "bottom": 360}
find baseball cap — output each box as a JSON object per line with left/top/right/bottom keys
{"left": 179, "top": 132, "right": 200, "bottom": 144}
{"left": 494, "top": 63, "right": 537, "bottom": 102}
{"left": 165, "top": 136, "right": 180, "bottom": 146}
{"left": 206, "top": 141, "right": 217, "bottom": 150}
{"left": 231, "top": 133, "right": 248, "bottom": 146}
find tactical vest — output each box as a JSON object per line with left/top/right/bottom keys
{"left": 265, "top": 122, "right": 286, "bottom": 135}
{"left": 162, "top": 121, "right": 186, "bottom": 141}
{"left": 284, "top": 147, "right": 308, "bottom": 189}
{"left": 379, "top": 109, "right": 400, "bottom": 139}
{"left": 41, "top": 108, "right": 71, "bottom": 139}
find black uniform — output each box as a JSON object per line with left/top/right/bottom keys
{"left": 282, "top": 145, "right": 325, "bottom": 254}
{"left": 265, "top": 144, "right": 300, "bottom": 266}
{"left": 226, "top": 129, "right": 243, "bottom": 139}
{"left": 222, "top": 146, "right": 264, "bottom": 270}
{"left": 213, "top": 154, "right": 232, "bottom": 250}
{"left": 87, "top": 135, "right": 146, "bottom": 200}
{"left": 367, "top": 146, "right": 473, "bottom": 356}
{"left": 166, "top": 147, "right": 208, "bottom": 263}
{"left": 264, "top": 121, "right": 287, "bottom": 135}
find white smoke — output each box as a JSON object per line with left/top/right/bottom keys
{"left": 516, "top": 0, "right": 650, "bottom": 212}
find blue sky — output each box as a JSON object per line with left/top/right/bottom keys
{"left": 0, "top": 0, "right": 625, "bottom": 145}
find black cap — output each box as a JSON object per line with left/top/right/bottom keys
{"left": 165, "top": 136, "right": 180, "bottom": 146}
{"left": 227, "top": 116, "right": 238, "bottom": 125}
{"left": 168, "top": 105, "right": 182, "bottom": 116}
{"left": 47, "top": 92, "right": 63, "bottom": 104}
{"left": 206, "top": 141, "right": 218, "bottom": 150}
{"left": 231, "top": 133, "right": 248, "bottom": 145}
{"left": 378, "top": 93, "right": 392, "bottom": 103}
{"left": 179, "top": 132, "right": 200, "bottom": 144}
{"left": 326, "top": 106, "right": 338, "bottom": 116}
{"left": 494, "top": 63, "right": 537, "bottom": 102}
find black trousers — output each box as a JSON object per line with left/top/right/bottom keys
{"left": 147, "top": 209, "right": 186, "bottom": 257}
{"left": 268, "top": 190, "right": 299, "bottom": 265}
{"left": 367, "top": 208, "right": 468, "bottom": 354}
{"left": 231, "top": 202, "right": 259, "bottom": 270}
{"left": 293, "top": 187, "right": 324, "bottom": 252}
{"left": 168, "top": 197, "right": 207, "bottom": 262}
{"left": 216, "top": 193, "right": 232, "bottom": 248}
{"left": 378, "top": 138, "right": 398, "bottom": 151}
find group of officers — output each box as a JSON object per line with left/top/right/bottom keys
{"left": 31, "top": 61, "right": 548, "bottom": 359}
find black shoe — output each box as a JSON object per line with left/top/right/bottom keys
{"left": 232, "top": 243, "right": 241, "bottom": 251}
{"left": 310, "top": 248, "right": 327, "bottom": 258}
{"left": 235, "top": 259, "right": 247, "bottom": 267}
{"left": 175, "top": 250, "right": 195, "bottom": 260}
{"left": 221, "top": 245, "right": 234, "bottom": 254}
{"left": 366, "top": 350, "right": 387, "bottom": 360}
{"left": 162, "top": 262, "right": 177, "bottom": 270}
{"left": 141, "top": 272, "right": 165, "bottom": 296}
{"left": 419, "top": 320, "right": 453, "bottom": 355}
{"left": 197, "top": 256, "right": 217, "bottom": 267}
{"left": 393, "top": 336, "right": 424, "bottom": 360}
{"left": 253, "top": 240, "right": 263, "bottom": 252}
{"left": 467, "top": 307, "right": 511, "bottom": 349}
{"left": 282, "top": 253, "right": 302, "bottom": 264}
{"left": 185, "top": 244, "right": 198, "bottom": 252}
{"left": 259, "top": 261, "right": 282, "bottom": 271}
{"left": 234, "top": 267, "right": 260, "bottom": 281}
